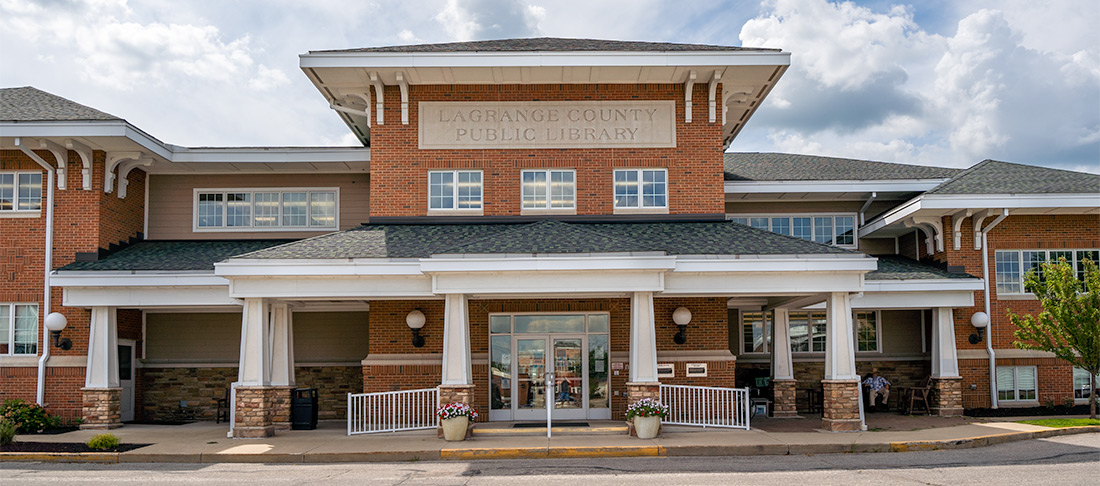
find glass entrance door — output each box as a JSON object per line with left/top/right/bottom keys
{"left": 512, "top": 335, "right": 586, "bottom": 421}
{"left": 514, "top": 337, "right": 547, "bottom": 420}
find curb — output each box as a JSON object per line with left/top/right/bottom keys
{"left": 2, "top": 426, "right": 1097, "bottom": 463}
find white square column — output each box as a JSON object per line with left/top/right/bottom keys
{"left": 629, "top": 291, "right": 658, "bottom": 383}
{"left": 269, "top": 302, "right": 296, "bottom": 387}
{"left": 238, "top": 298, "right": 271, "bottom": 386}
{"left": 824, "top": 292, "right": 858, "bottom": 381}
{"left": 441, "top": 293, "right": 472, "bottom": 385}
{"left": 84, "top": 306, "right": 119, "bottom": 388}
{"left": 931, "top": 308, "right": 960, "bottom": 378}
{"left": 771, "top": 308, "right": 794, "bottom": 380}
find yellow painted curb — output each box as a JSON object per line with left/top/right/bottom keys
{"left": 547, "top": 445, "right": 662, "bottom": 458}
{"left": 442, "top": 447, "right": 549, "bottom": 460}
{"left": 888, "top": 425, "right": 1100, "bottom": 453}
{"left": 0, "top": 452, "right": 119, "bottom": 463}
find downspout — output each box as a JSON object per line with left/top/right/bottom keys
{"left": 859, "top": 192, "right": 877, "bottom": 227}
{"left": 980, "top": 209, "right": 1008, "bottom": 408}
{"left": 15, "top": 138, "right": 56, "bottom": 406}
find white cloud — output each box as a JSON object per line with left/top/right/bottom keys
{"left": 435, "top": 0, "right": 542, "bottom": 41}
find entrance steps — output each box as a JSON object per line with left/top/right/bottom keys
{"left": 472, "top": 421, "right": 628, "bottom": 437}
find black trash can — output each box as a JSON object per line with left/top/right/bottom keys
{"left": 291, "top": 388, "right": 318, "bottom": 430}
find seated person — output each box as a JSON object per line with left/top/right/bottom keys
{"left": 862, "top": 370, "right": 891, "bottom": 411}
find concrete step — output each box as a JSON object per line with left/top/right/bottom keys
{"left": 472, "top": 423, "right": 628, "bottom": 436}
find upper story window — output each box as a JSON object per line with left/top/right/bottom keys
{"left": 728, "top": 214, "right": 857, "bottom": 248}
{"left": 0, "top": 303, "right": 38, "bottom": 356}
{"left": 194, "top": 188, "right": 338, "bottom": 231}
{"left": 429, "top": 170, "right": 482, "bottom": 212}
{"left": 0, "top": 172, "right": 42, "bottom": 214}
{"left": 994, "top": 249, "right": 1099, "bottom": 294}
{"left": 614, "top": 169, "right": 667, "bottom": 210}
{"left": 522, "top": 169, "right": 575, "bottom": 211}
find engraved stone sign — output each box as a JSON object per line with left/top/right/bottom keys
{"left": 418, "top": 101, "right": 676, "bottom": 149}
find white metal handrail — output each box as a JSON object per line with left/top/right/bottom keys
{"left": 659, "top": 384, "right": 750, "bottom": 430}
{"left": 347, "top": 387, "right": 438, "bottom": 435}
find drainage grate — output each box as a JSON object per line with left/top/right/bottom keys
{"left": 513, "top": 422, "right": 589, "bottom": 428}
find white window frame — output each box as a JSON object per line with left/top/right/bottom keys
{"left": 996, "top": 366, "right": 1038, "bottom": 403}
{"left": 192, "top": 187, "right": 340, "bottom": 232}
{"left": 1073, "top": 367, "right": 1097, "bottom": 404}
{"left": 854, "top": 310, "right": 882, "bottom": 353}
{"left": 739, "top": 310, "right": 772, "bottom": 355}
{"left": 994, "top": 249, "right": 1100, "bottom": 296}
{"left": 790, "top": 310, "right": 827, "bottom": 354}
{"left": 0, "top": 171, "right": 43, "bottom": 218}
{"left": 520, "top": 169, "right": 576, "bottom": 214}
{"left": 0, "top": 303, "right": 39, "bottom": 356}
{"left": 613, "top": 168, "right": 668, "bottom": 214}
{"left": 726, "top": 213, "right": 859, "bottom": 248}
{"left": 427, "top": 170, "right": 483, "bottom": 215}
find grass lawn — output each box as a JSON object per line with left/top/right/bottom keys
{"left": 1015, "top": 418, "right": 1100, "bottom": 428}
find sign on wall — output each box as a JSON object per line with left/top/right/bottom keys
{"left": 418, "top": 101, "right": 676, "bottom": 149}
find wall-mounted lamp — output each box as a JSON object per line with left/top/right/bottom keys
{"left": 672, "top": 307, "right": 692, "bottom": 345}
{"left": 44, "top": 312, "right": 71, "bottom": 350}
{"left": 406, "top": 309, "right": 426, "bottom": 348}
{"left": 968, "top": 311, "right": 989, "bottom": 345}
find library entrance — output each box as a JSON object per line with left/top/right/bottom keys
{"left": 488, "top": 313, "right": 612, "bottom": 421}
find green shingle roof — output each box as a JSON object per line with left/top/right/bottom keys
{"left": 865, "top": 256, "right": 977, "bottom": 280}
{"left": 233, "top": 220, "right": 855, "bottom": 260}
{"left": 314, "top": 38, "right": 776, "bottom": 54}
{"left": 57, "top": 240, "right": 293, "bottom": 272}
{"left": 724, "top": 152, "right": 960, "bottom": 182}
{"left": 925, "top": 159, "right": 1100, "bottom": 195}
{"left": 1, "top": 86, "right": 120, "bottom": 122}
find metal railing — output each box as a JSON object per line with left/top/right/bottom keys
{"left": 347, "top": 387, "right": 438, "bottom": 435}
{"left": 659, "top": 384, "right": 750, "bottom": 430}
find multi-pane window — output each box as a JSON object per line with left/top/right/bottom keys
{"left": 522, "top": 170, "right": 575, "bottom": 210}
{"left": 0, "top": 172, "right": 43, "bottom": 212}
{"left": 429, "top": 170, "right": 482, "bottom": 211}
{"left": 997, "top": 366, "right": 1037, "bottom": 402}
{"left": 1074, "top": 367, "right": 1097, "bottom": 400}
{"left": 195, "top": 189, "right": 337, "bottom": 230}
{"left": 994, "top": 249, "right": 1099, "bottom": 294}
{"left": 741, "top": 311, "right": 772, "bottom": 354}
{"left": 790, "top": 311, "right": 827, "bottom": 353}
{"left": 729, "top": 214, "right": 857, "bottom": 247}
{"left": 0, "top": 304, "right": 38, "bottom": 355}
{"left": 855, "top": 311, "right": 879, "bottom": 352}
{"left": 614, "top": 169, "right": 667, "bottom": 209}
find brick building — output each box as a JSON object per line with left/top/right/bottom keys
{"left": 1, "top": 38, "right": 1096, "bottom": 438}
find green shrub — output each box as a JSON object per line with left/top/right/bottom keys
{"left": 0, "top": 420, "right": 16, "bottom": 446}
{"left": 0, "top": 399, "right": 55, "bottom": 433}
{"left": 86, "top": 433, "right": 120, "bottom": 450}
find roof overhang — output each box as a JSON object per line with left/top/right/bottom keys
{"left": 724, "top": 179, "right": 949, "bottom": 202}
{"left": 300, "top": 50, "right": 790, "bottom": 148}
{"left": 860, "top": 193, "right": 1100, "bottom": 238}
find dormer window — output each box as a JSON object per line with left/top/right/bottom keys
{"left": 429, "top": 170, "right": 482, "bottom": 214}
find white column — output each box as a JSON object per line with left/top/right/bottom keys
{"left": 824, "top": 292, "right": 859, "bottom": 380}
{"left": 771, "top": 308, "right": 794, "bottom": 380}
{"left": 269, "top": 302, "right": 296, "bottom": 387}
{"left": 85, "top": 306, "right": 119, "bottom": 388}
{"left": 238, "top": 298, "right": 271, "bottom": 386}
{"left": 931, "top": 308, "right": 961, "bottom": 378}
{"left": 629, "top": 291, "right": 659, "bottom": 383}
{"left": 441, "top": 294, "right": 472, "bottom": 385}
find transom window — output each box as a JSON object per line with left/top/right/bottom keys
{"left": 429, "top": 170, "right": 482, "bottom": 210}
{"left": 0, "top": 303, "right": 38, "bottom": 356}
{"left": 994, "top": 249, "right": 1099, "bottom": 294}
{"left": 194, "top": 188, "right": 337, "bottom": 230}
{"left": 614, "top": 169, "right": 667, "bottom": 209}
{"left": 728, "top": 214, "right": 857, "bottom": 247}
{"left": 0, "top": 172, "right": 42, "bottom": 212}
{"left": 522, "top": 169, "right": 575, "bottom": 210}
{"left": 997, "top": 366, "right": 1037, "bottom": 402}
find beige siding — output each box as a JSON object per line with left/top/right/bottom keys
{"left": 294, "top": 312, "right": 369, "bottom": 363}
{"left": 880, "top": 309, "right": 924, "bottom": 354}
{"left": 147, "top": 173, "right": 370, "bottom": 240}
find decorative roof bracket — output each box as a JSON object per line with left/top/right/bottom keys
{"left": 65, "top": 139, "right": 93, "bottom": 190}
{"left": 684, "top": 70, "right": 696, "bottom": 123}
{"left": 708, "top": 70, "right": 721, "bottom": 123}
{"left": 104, "top": 151, "right": 142, "bottom": 194}
{"left": 951, "top": 209, "right": 973, "bottom": 250}
{"left": 39, "top": 139, "right": 68, "bottom": 190}
{"left": 911, "top": 216, "right": 945, "bottom": 253}
{"left": 369, "top": 72, "right": 385, "bottom": 125}
{"left": 116, "top": 157, "right": 153, "bottom": 199}
{"left": 396, "top": 72, "right": 410, "bottom": 125}
{"left": 970, "top": 208, "right": 1000, "bottom": 250}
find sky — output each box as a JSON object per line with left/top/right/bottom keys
{"left": 1, "top": 0, "right": 1097, "bottom": 173}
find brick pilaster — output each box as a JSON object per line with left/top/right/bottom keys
{"left": 80, "top": 387, "right": 123, "bottom": 429}
{"left": 931, "top": 377, "right": 964, "bottom": 417}
{"left": 771, "top": 379, "right": 798, "bottom": 418}
{"left": 821, "top": 379, "right": 861, "bottom": 432}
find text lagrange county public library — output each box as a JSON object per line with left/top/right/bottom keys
{"left": 418, "top": 101, "right": 676, "bottom": 149}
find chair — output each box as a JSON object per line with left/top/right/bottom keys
{"left": 862, "top": 374, "right": 889, "bottom": 412}
{"left": 215, "top": 387, "right": 230, "bottom": 424}
{"left": 901, "top": 376, "right": 932, "bottom": 415}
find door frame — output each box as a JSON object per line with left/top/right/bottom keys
{"left": 511, "top": 334, "right": 588, "bottom": 421}
{"left": 117, "top": 339, "right": 136, "bottom": 422}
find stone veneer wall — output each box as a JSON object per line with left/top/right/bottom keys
{"left": 738, "top": 360, "right": 930, "bottom": 412}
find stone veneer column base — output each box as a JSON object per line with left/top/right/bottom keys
{"left": 80, "top": 388, "right": 123, "bottom": 430}
{"left": 437, "top": 384, "right": 477, "bottom": 439}
{"left": 931, "top": 377, "right": 964, "bottom": 417}
{"left": 234, "top": 386, "right": 276, "bottom": 438}
{"left": 270, "top": 386, "right": 296, "bottom": 430}
{"left": 625, "top": 382, "right": 662, "bottom": 437}
{"left": 771, "top": 379, "right": 799, "bottom": 418}
{"left": 821, "top": 379, "right": 862, "bottom": 432}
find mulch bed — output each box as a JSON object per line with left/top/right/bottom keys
{"left": 1, "top": 442, "right": 149, "bottom": 453}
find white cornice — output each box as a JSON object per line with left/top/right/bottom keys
{"left": 859, "top": 193, "right": 1100, "bottom": 237}
{"left": 724, "top": 179, "right": 948, "bottom": 195}
{"left": 862, "top": 279, "right": 983, "bottom": 292}
{"left": 299, "top": 50, "right": 791, "bottom": 70}
{"left": 167, "top": 146, "right": 370, "bottom": 164}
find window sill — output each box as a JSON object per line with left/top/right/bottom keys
{"left": 0, "top": 355, "right": 41, "bottom": 366}
{"left": 0, "top": 211, "right": 42, "bottom": 218}
{"left": 997, "top": 294, "right": 1038, "bottom": 301}
{"left": 520, "top": 208, "right": 577, "bottom": 216}
{"left": 613, "top": 207, "right": 669, "bottom": 215}
{"left": 427, "top": 209, "right": 484, "bottom": 216}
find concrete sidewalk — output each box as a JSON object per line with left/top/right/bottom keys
{"left": 3, "top": 417, "right": 1098, "bottom": 464}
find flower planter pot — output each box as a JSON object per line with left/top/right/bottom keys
{"left": 441, "top": 416, "right": 469, "bottom": 441}
{"left": 633, "top": 415, "right": 661, "bottom": 439}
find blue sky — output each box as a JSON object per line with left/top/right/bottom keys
{"left": 1, "top": 0, "right": 1097, "bottom": 173}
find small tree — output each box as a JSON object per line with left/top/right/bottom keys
{"left": 1008, "top": 258, "right": 1100, "bottom": 419}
